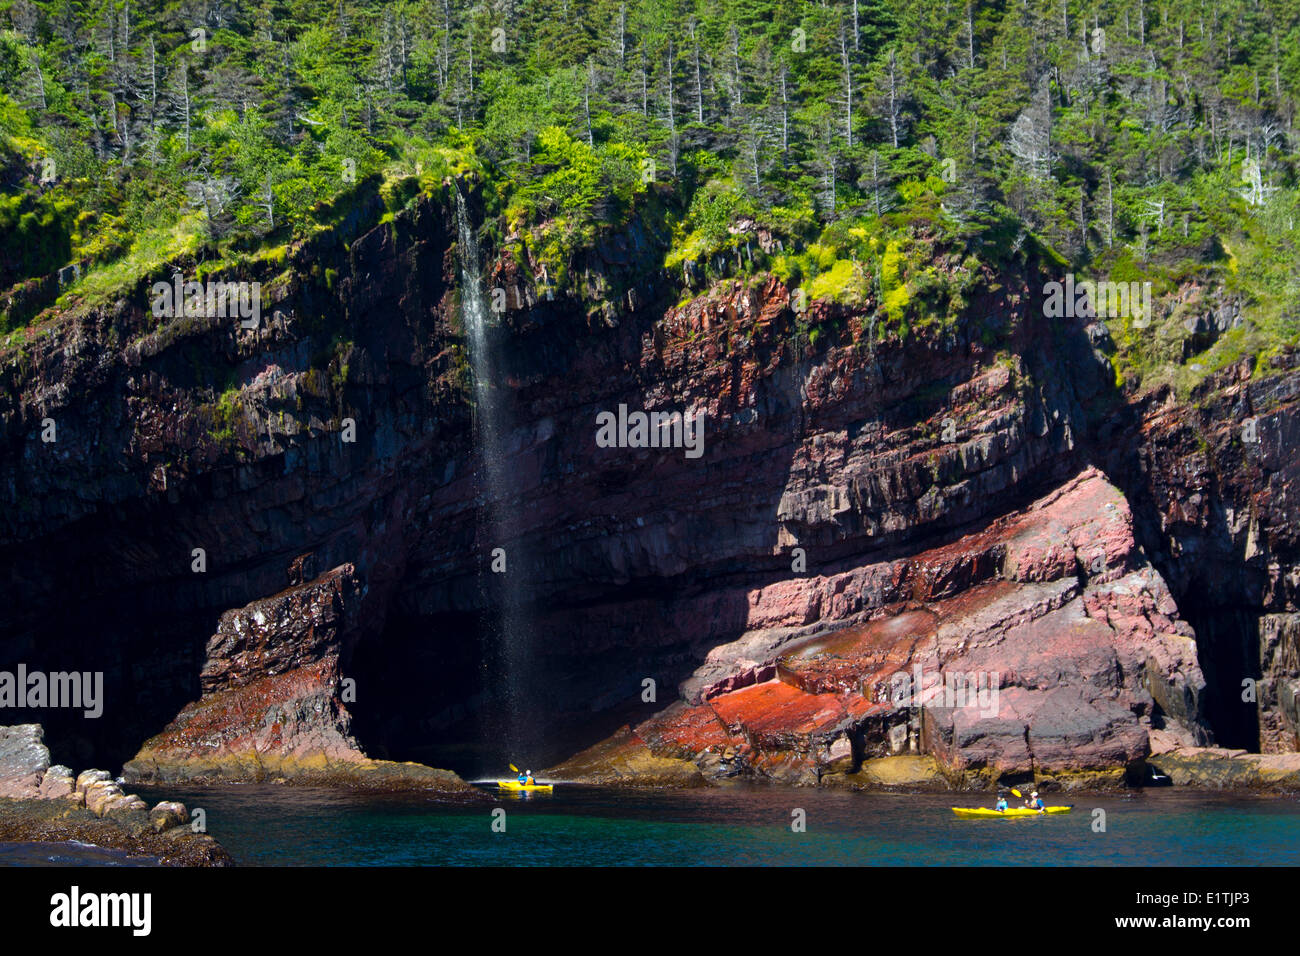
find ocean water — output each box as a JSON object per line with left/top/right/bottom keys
{"left": 36, "top": 785, "right": 1280, "bottom": 867}
{"left": 0, "top": 840, "right": 157, "bottom": 866}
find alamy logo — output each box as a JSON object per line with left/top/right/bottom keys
{"left": 889, "top": 665, "right": 1000, "bottom": 718}
{"left": 595, "top": 404, "right": 705, "bottom": 459}
{"left": 151, "top": 274, "right": 261, "bottom": 329}
{"left": 0, "top": 665, "right": 103, "bottom": 718}
{"left": 1042, "top": 273, "right": 1152, "bottom": 327}
{"left": 50, "top": 886, "right": 151, "bottom": 936}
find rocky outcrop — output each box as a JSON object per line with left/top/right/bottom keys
{"left": 0, "top": 723, "right": 60, "bottom": 798}
{"left": 552, "top": 468, "right": 1210, "bottom": 789}
{"left": 1147, "top": 747, "right": 1300, "bottom": 790}
{"left": 0, "top": 180, "right": 1106, "bottom": 773}
{"left": 549, "top": 725, "right": 708, "bottom": 788}
{"left": 0, "top": 723, "right": 231, "bottom": 865}
{"left": 122, "top": 564, "right": 483, "bottom": 795}
{"left": 0, "top": 179, "right": 454, "bottom": 769}
{"left": 826, "top": 754, "right": 949, "bottom": 790}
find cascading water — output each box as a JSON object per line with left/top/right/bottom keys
{"left": 454, "top": 184, "right": 536, "bottom": 768}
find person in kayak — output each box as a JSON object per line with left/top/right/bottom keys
{"left": 1025, "top": 790, "right": 1045, "bottom": 812}
{"left": 994, "top": 793, "right": 1009, "bottom": 812}
{"left": 525, "top": 769, "right": 536, "bottom": 786}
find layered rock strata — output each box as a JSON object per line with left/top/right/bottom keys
{"left": 552, "top": 468, "right": 1215, "bottom": 790}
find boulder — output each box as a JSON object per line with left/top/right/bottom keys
{"left": 37, "top": 765, "right": 74, "bottom": 799}
{"left": 149, "top": 801, "right": 189, "bottom": 832}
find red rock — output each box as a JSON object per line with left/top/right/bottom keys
{"left": 9, "top": 187, "right": 1296, "bottom": 793}
{"left": 123, "top": 566, "right": 478, "bottom": 794}
{"left": 634, "top": 702, "right": 742, "bottom": 759}
{"left": 707, "top": 680, "right": 847, "bottom": 751}
{"left": 564, "top": 468, "right": 1211, "bottom": 788}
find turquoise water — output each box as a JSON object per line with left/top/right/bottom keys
{"left": 95, "top": 785, "right": 1300, "bottom": 867}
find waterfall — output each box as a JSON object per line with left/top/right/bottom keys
{"left": 454, "top": 185, "right": 535, "bottom": 766}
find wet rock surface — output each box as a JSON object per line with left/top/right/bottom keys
{"left": 1147, "top": 747, "right": 1300, "bottom": 790}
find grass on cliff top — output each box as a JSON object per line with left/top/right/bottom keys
{"left": 40, "top": 158, "right": 440, "bottom": 323}
{"left": 1122, "top": 310, "right": 1300, "bottom": 401}
{"left": 1104, "top": 232, "right": 1300, "bottom": 400}
{"left": 55, "top": 215, "right": 206, "bottom": 312}
{"left": 9, "top": 129, "right": 475, "bottom": 330}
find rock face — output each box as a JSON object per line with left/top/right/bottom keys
{"left": 123, "top": 564, "right": 482, "bottom": 795}
{"left": 0, "top": 182, "right": 1297, "bottom": 783}
{"left": 552, "top": 469, "right": 1210, "bottom": 789}
{"left": 1257, "top": 614, "right": 1300, "bottom": 752}
{"left": 0, "top": 723, "right": 231, "bottom": 865}
{"left": 0, "top": 724, "right": 52, "bottom": 798}
{"left": 1106, "top": 355, "right": 1300, "bottom": 753}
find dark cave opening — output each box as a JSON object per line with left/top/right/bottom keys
{"left": 1, "top": 606, "right": 211, "bottom": 775}
{"left": 1098, "top": 437, "right": 1271, "bottom": 755}
{"left": 344, "top": 593, "right": 705, "bottom": 781}
{"left": 0, "top": 502, "right": 220, "bottom": 774}
{"left": 1176, "top": 602, "right": 1262, "bottom": 752}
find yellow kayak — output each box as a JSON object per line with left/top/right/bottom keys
{"left": 497, "top": 779, "right": 554, "bottom": 792}
{"left": 952, "top": 806, "right": 1072, "bottom": 818}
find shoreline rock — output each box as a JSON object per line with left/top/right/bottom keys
{"left": 548, "top": 725, "right": 708, "bottom": 788}
{"left": 1147, "top": 747, "right": 1300, "bottom": 790}
{"left": 0, "top": 724, "right": 232, "bottom": 866}
{"left": 124, "top": 749, "right": 488, "bottom": 796}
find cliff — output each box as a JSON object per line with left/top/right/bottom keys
{"left": 1, "top": 183, "right": 1297, "bottom": 789}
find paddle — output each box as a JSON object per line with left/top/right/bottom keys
{"left": 1011, "top": 787, "right": 1048, "bottom": 811}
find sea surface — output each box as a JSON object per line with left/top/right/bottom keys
{"left": 5, "top": 785, "right": 1297, "bottom": 866}
{"left": 106, "top": 785, "right": 1300, "bottom": 866}
{"left": 0, "top": 840, "right": 156, "bottom": 866}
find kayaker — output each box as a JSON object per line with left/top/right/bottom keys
{"left": 525, "top": 769, "right": 535, "bottom": 786}
{"left": 994, "top": 793, "right": 1009, "bottom": 812}
{"left": 1026, "top": 790, "right": 1045, "bottom": 812}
